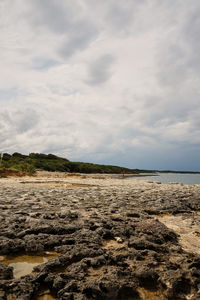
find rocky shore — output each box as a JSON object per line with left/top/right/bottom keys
{"left": 0, "top": 172, "right": 200, "bottom": 300}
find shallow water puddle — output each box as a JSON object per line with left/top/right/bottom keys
{"left": 156, "top": 214, "right": 200, "bottom": 255}
{"left": 0, "top": 251, "right": 59, "bottom": 278}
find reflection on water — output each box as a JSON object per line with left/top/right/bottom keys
{"left": 1, "top": 252, "right": 59, "bottom": 278}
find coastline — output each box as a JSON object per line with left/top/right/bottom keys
{"left": 0, "top": 172, "right": 200, "bottom": 299}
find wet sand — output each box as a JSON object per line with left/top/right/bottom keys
{"left": 0, "top": 172, "right": 200, "bottom": 299}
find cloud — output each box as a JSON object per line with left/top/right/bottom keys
{"left": 14, "top": 109, "right": 40, "bottom": 133}
{"left": 0, "top": 0, "right": 200, "bottom": 170}
{"left": 29, "top": 0, "right": 99, "bottom": 58}
{"left": 155, "top": 2, "right": 200, "bottom": 87}
{"left": 32, "top": 57, "right": 60, "bottom": 70}
{"left": 58, "top": 22, "right": 98, "bottom": 58}
{"left": 105, "top": 0, "right": 145, "bottom": 35}
{"left": 29, "top": 0, "right": 70, "bottom": 34}
{"left": 0, "top": 88, "right": 18, "bottom": 100}
{"left": 86, "top": 54, "right": 115, "bottom": 85}
{"left": 0, "top": 109, "right": 40, "bottom": 152}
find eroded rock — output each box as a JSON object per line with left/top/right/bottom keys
{"left": 0, "top": 175, "right": 200, "bottom": 299}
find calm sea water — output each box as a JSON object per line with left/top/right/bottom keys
{"left": 134, "top": 173, "right": 200, "bottom": 185}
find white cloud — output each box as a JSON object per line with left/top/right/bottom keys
{"left": 0, "top": 0, "right": 200, "bottom": 170}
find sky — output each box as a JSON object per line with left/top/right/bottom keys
{"left": 0, "top": 0, "right": 200, "bottom": 171}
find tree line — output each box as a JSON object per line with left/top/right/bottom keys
{"left": 0, "top": 152, "right": 138, "bottom": 175}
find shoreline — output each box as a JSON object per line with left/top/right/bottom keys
{"left": 0, "top": 172, "right": 200, "bottom": 299}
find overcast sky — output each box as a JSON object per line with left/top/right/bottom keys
{"left": 1, "top": 0, "right": 200, "bottom": 171}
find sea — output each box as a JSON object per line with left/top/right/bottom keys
{"left": 133, "top": 173, "right": 200, "bottom": 185}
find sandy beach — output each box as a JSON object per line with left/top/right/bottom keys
{"left": 0, "top": 172, "right": 200, "bottom": 299}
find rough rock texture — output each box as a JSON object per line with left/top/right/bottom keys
{"left": 0, "top": 174, "right": 200, "bottom": 299}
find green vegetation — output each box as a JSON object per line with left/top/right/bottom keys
{"left": 0, "top": 153, "right": 36, "bottom": 174}
{"left": 1, "top": 152, "right": 199, "bottom": 175}
{"left": 0, "top": 152, "right": 137, "bottom": 175}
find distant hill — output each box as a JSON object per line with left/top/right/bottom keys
{"left": 0, "top": 152, "right": 138, "bottom": 175}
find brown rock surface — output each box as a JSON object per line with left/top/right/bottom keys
{"left": 0, "top": 173, "right": 200, "bottom": 299}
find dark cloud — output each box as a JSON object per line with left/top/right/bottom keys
{"left": 29, "top": 1, "right": 99, "bottom": 58}
{"left": 101, "top": 145, "right": 200, "bottom": 171}
{"left": 58, "top": 22, "right": 98, "bottom": 58}
{"left": 30, "top": 0, "right": 70, "bottom": 33}
{"left": 86, "top": 54, "right": 115, "bottom": 85}
{"left": 149, "top": 2, "right": 200, "bottom": 157}
{"left": 105, "top": 0, "right": 145, "bottom": 35}
{"left": 182, "top": 4, "right": 200, "bottom": 72}
{"left": 156, "top": 2, "right": 200, "bottom": 87}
